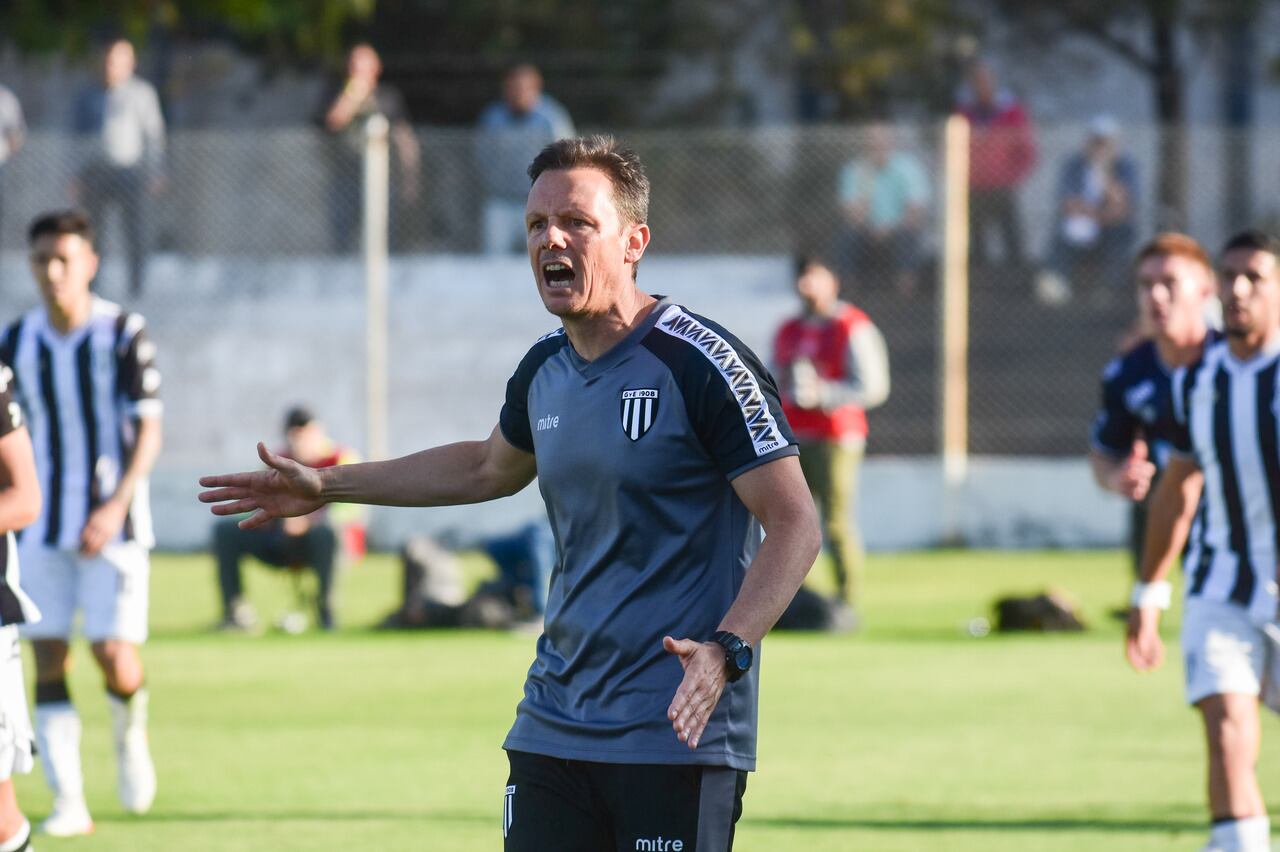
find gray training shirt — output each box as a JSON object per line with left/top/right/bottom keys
{"left": 500, "top": 297, "right": 798, "bottom": 771}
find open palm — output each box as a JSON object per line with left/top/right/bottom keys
{"left": 198, "top": 442, "right": 326, "bottom": 529}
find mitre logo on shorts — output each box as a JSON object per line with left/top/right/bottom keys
{"left": 503, "top": 784, "right": 515, "bottom": 838}
{"left": 621, "top": 388, "right": 659, "bottom": 441}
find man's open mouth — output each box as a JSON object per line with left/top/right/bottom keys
{"left": 542, "top": 261, "right": 575, "bottom": 289}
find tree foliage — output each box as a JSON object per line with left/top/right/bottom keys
{"left": 787, "top": 0, "right": 981, "bottom": 119}
{"left": 4, "top": 0, "right": 375, "bottom": 60}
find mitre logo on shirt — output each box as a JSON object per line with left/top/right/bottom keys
{"left": 621, "top": 388, "right": 659, "bottom": 441}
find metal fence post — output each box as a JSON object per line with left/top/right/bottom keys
{"left": 364, "top": 113, "right": 390, "bottom": 462}
{"left": 939, "top": 115, "right": 970, "bottom": 544}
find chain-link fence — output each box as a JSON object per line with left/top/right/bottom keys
{"left": 0, "top": 120, "right": 1266, "bottom": 545}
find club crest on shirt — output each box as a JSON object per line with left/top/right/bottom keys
{"left": 620, "top": 388, "right": 659, "bottom": 441}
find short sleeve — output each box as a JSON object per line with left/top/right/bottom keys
{"left": 116, "top": 313, "right": 162, "bottom": 419}
{"left": 499, "top": 331, "right": 567, "bottom": 454}
{"left": 646, "top": 308, "right": 797, "bottom": 481}
{"left": 1168, "top": 365, "right": 1193, "bottom": 455}
{"left": 1090, "top": 356, "right": 1136, "bottom": 457}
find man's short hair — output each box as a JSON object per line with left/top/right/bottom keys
{"left": 792, "top": 254, "right": 833, "bottom": 279}
{"left": 1133, "top": 232, "right": 1211, "bottom": 273}
{"left": 28, "top": 210, "right": 95, "bottom": 248}
{"left": 1221, "top": 229, "right": 1280, "bottom": 260}
{"left": 527, "top": 135, "right": 650, "bottom": 227}
{"left": 284, "top": 406, "right": 316, "bottom": 431}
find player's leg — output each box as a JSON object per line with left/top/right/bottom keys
{"left": 31, "top": 638, "right": 90, "bottom": 836}
{"left": 1197, "top": 694, "right": 1268, "bottom": 851}
{"left": 1183, "top": 598, "right": 1271, "bottom": 851}
{"left": 18, "top": 547, "right": 89, "bottom": 836}
{"left": 596, "top": 761, "right": 748, "bottom": 852}
{"left": 0, "top": 626, "right": 37, "bottom": 850}
{"left": 82, "top": 542, "right": 155, "bottom": 815}
{"left": 503, "top": 751, "right": 609, "bottom": 852}
{"left": 0, "top": 782, "right": 31, "bottom": 852}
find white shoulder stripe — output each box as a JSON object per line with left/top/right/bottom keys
{"left": 536, "top": 327, "right": 566, "bottom": 343}
{"left": 653, "top": 304, "right": 789, "bottom": 457}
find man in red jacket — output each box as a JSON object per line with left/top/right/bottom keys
{"left": 955, "top": 60, "right": 1037, "bottom": 273}
{"left": 773, "top": 257, "right": 890, "bottom": 625}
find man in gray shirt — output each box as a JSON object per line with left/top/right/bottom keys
{"left": 71, "top": 38, "right": 165, "bottom": 297}
{"left": 200, "top": 135, "right": 820, "bottom": 851}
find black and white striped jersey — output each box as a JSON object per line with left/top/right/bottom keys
{"left": 0, "top": 359, "right": 40, "bottom": 625}
{"left": 0, "top": 298, "right": 162, "bottom": 551}
{"left": 1171, "top": 336, "right": 1280, "bottom": 623}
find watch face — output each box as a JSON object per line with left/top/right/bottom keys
{"left": 733, "top": 647, "right": 752, "bottom": 671}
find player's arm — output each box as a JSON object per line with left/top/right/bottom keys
{"left": 1125, "top": 453, "right": 1202, "bottom": 672}
{"left": 0, "top": 426, "right": 40, "bottom": 534}
{"left": 1088, "top": 354, "right": 1154, "bottom": 500}
{"left": 663, "top": 455, "right": 820, "bottom": 749}
{"left": 199, "top": 424, "right": 537, "bottom": 530}
{"left": 81, "top": 414, "right": 162, "bottom": 556}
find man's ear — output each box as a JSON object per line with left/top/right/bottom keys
{"left": 625, "top": 223, "right": 650, "bottom": 265}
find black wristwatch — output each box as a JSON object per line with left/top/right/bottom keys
{"left": 711, "top": 631, "right": 753, "bottom": 683}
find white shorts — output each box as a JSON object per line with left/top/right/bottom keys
{"left": 0, "top": 627, "right": 34, "bottom": 780}
{"left": 17, "top": 542, "right": 150, "bottom": 644}
{"left": 1182, "top": 597, "right": 1280, "bottom": 712}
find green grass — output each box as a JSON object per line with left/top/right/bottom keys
{"left": 16, "top": 548, "right": 1278, "bottom": 850}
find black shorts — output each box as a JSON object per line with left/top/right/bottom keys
{"left": 503, "top": 749, "right": 748, "bottom": 852}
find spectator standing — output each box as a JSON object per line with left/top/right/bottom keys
{"left": 832, "top": 123, "right": 930, "bottom": 297}
{"left": 773, "top": 257, "right": 890, "bottom": 626}
{"left": 476, "top": 64, "right": 574, "bottom": 254}
{"left": 0, "top": 83, "right": 25, "bottom": 246}
{"left": 1038, "top": 115, "right": 1140, "bottom": 305}
{"left": 319, "top": 43, "right": 420, "bottom": 253}
{"left": 71, "top": 39, "right": 165, "bottom": 298}
{"left": 954, "top": 60, "right": 1037, "bottom": 275}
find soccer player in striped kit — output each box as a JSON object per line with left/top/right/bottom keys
{"left": 1127, "top": 230, "right": 1280, "bottom": 852}
{"left": 0, "top": 211, "right": 161, "bottom": 836}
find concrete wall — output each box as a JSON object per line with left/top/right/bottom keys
{"left": 0, "top": 253, "right": 1127, "bottom": 552}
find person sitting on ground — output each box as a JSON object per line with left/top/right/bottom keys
{"left": 212, "top": 406, "right": 365, "bottom": 631}
{"left": 380, "top": 520, "right": 554, "bottom": 630}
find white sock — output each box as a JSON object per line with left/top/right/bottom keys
{"left": 0, "top": 818, "right": 30, "bottom": 851}
{"left": 34, "top": 701, "right": 83, "bottom": 805}
{"left": 1210, "top": 815, "right": 1271, "bottom": 852}
{"left": 107, "top": 687, "right": 149, "bottom": 742}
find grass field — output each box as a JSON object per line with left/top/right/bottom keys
{"left": 14, "top": 547, "right": 1279, "bottom": 851}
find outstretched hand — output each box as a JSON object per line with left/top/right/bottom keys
{"left": 663, "top": 636, "right": 727, "bottom": 751}
{"left": 198, "top": 442, "right": 326, "bottom": 529}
